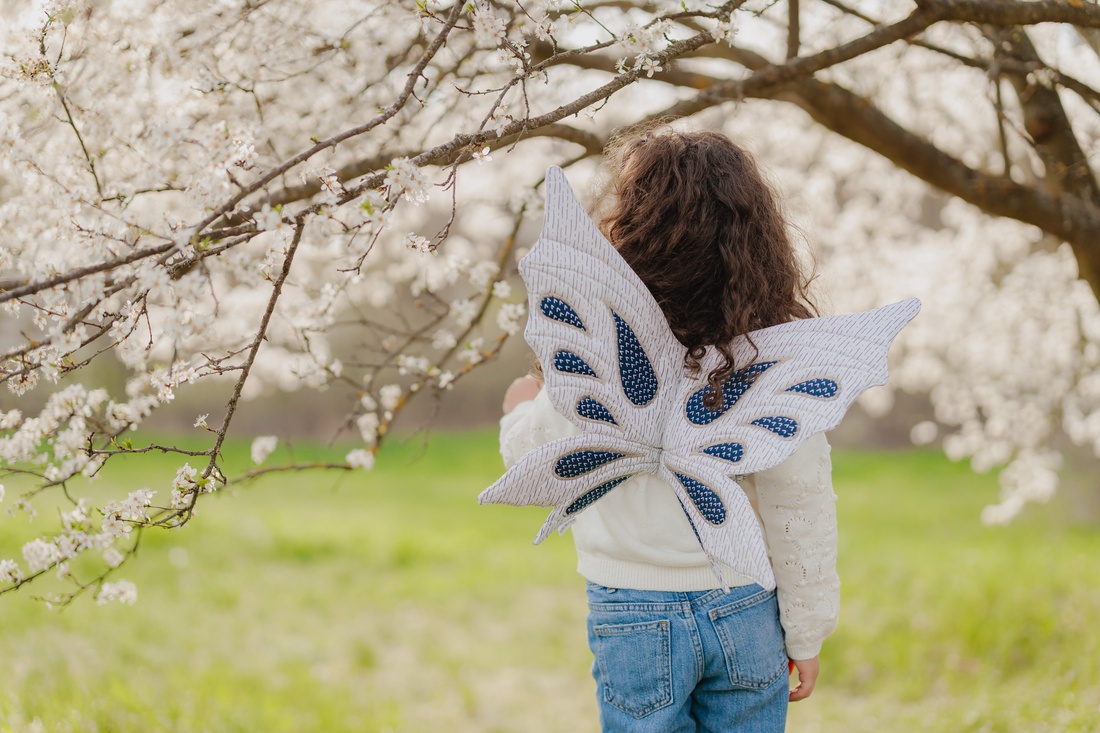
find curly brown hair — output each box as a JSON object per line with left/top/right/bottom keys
{"left": 596, "top": 127, "right": 816, "bottom": 406}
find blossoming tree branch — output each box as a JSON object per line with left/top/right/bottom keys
{"left": 2, "top": 0, "right": 1100, "bottom": 603}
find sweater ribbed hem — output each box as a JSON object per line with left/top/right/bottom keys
{"left": 577, "top": 554, "right": 758, "bottom": 592}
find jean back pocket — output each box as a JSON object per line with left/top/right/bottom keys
{"left": 592, "top": 619, "right": 673, "bottom": 718}
{"left": 708, "top": 590, "right": 786, "bottom": 690}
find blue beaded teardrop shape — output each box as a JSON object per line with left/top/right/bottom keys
{"left": 576, "top": 397, "right": 618, "bottom": 425}
{"left": 702, "top": 443, "right": 744, "bottom": 463}
{"left": 674, "top": 473, "right": 727, "bottom": 525}
{"left": 785, "top": 378, "right": 838, "bottom": 398}
{"left": 686, "top": 361, "right": 778, "bottom": 426}
{"left": 554, "top": 350, "right": 597, "bottom": 377}
{"left": 565, "top": 476, "right": 631, "bottom": 515}
{"left": 539, "top": 297, "right": 585, "bottom": 330}
{"left": 613, "top": 312, "right": 658, "bottom": 406}
{"left": 751, "top": 416, "right": 798, "bottom": 438}
{"left": 554, "top": 450, "right": 626, "bottom": 478}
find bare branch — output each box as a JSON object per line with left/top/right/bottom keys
{"left": 787, "top": 0, "right": 800, "bottom": 59}
{"left": 983, "top": 26, "right": 1100, "bottom": 206}
{"left": 238, "top": 124, "right": 602, "bottom": 217}
{"left": 654, "top": 6, "right": 939, "bottom": 119}
{"left": 0, "top": 242, "right": 175, "bottom": 305}
{"left": 921, "top": 0, "right": 1100, "bottom": 28}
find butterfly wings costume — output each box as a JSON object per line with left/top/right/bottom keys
{"left": 479, "top": 166, "right": 919, "bottom": 591}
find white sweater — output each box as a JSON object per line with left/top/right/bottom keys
{"left": 499, "top": 389, "right": 840, "bottom": 660}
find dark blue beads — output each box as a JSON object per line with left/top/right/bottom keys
{"left": 685, "top": 361, "right": 777, "bottom": 426}
{"left": 554, "top": 350, "right": 597, "bottom": 377}
{"left": 613, "top": 312, "right": 658, "bottom": 406}
{"left": 751, "top": 416, "right": 798, "bottom": 438}
{"left": 785, "top": 378, "right": 838, "bottom": 398}
{"left": 702, "top": 443, "right": 744, "bottom": 463}
{"left": 540, "top": 297, "right": 585, "bottom": 330}
{"left": 674, "top": 473, "right": 727, "bottom": 524}
{"left": 554, "top": 450, "right": 626, "bottom": 478}
{"left": 565, "top": 476, "right": 631, "bottom": 515}
{"left": 576, "top": 397, "right": 618, "bottom": 425}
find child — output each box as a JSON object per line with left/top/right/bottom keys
{"left": 499, "top": 129, "right": 838, "bottom": 732}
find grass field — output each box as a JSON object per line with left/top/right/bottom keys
{"left": 0, "top": 430, "right": 1098, "bottom": 732}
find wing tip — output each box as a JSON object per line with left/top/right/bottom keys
{"left": 519, "top": 166, "right": 573, "bottom": 274}
{"left": 477, "top": 483, "right": 501, "bottom": 505}
{"left": 893, "top": 297, "right": 921, "bottom": 320}
{"left": 478, "top": 471, "right": 521, "bottom": 506}
{"left": 543, "top": 165, "right": 569, "bottom": 206}
{"left": 861, "top": 297, "right": 921, "bottom": 340}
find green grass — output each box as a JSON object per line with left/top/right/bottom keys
{"left": 0, "top": 432, "right": 1098, "bottom": 732}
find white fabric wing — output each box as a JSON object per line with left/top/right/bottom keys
{"left": 479, "top": 166, "right": 920, "bottom": 591}
{"left": 665, "top": 300, "right": 921, "bottom": 477}
{"left": 519, "top": 168, "right": 684, "bottom": 448}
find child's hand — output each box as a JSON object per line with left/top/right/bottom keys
{"left": 788, "top": 656, "right": 819, "bottom": 702}
{"left": 502, "top": 375, "right": 543, "bottom": 414}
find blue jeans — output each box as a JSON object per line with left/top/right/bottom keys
{"left": 585, "top": 582, "right": 789, "bottom": 732}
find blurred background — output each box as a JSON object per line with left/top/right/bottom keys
{"left": 2, "top": 0, "right": 1100, "bottom": 731}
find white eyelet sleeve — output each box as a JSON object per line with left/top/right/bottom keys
{"left": 744, "top": 432, "right": 840, "bottom": 660}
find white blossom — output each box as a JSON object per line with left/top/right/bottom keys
{"left": 471, "top": 5, "right": 507, "bottom": 49}
{"left": 472, "top": 146, "right": 492, "bottom": 164}
{"left": 910, "top": 421, "right": 938, "bottom": 446}
{"left": 396, "top": 355, "right": 431, "bottom": 376}
{"left": 379, "top": 384, "right": 403, "bottom": 411}
{"left": 432, "top": 329, "right": 457, "bottom": 350}
{"left": 96, "top": 579, "right": 138, "bottom": 606}
{"left": 0, "top": 559, "right": 22, "bottom": 584}
{"left": 256, "top": 204, "right": 284, "bottom": 232}
{"left": 346, "top": 448, "right": 375, "bottom": 470}
{"left": 102, "top": 547, "right": 125, "bottom": 568}
{"left": 13, "top": 499, "right": 37, "bottom": 522}
{"left": 356, "top": 412, "right": 380, "bottom": 444}
{"left": 22, "top": 539, "right": 60, "bottom": 573}
{"left": 61, "top": 500, "right": 90, "bottom": 530}
{"left": 491, "top": 280, "right": 512, "bottom": 299}
{"left": 451, "top": 298, "right": 479, "bottom": 327}
{"left": 384, "top": 158, "right": 431, "bottom": 205}
{"left": 172, "top": 464, "right": 199, "bottom": 493}
{"left": 102, "top": 508, "right": 132, "bottom": 539}
{"left": 231, "top": 135, "right": 258, "bottom": 169}
{"left": 496, "top": 302, "right": 526, "bottom": 336}
{"left": 459, "top": 338, "right": 485, "bottom": 365}
{"left": 0, "top": 410, "right": 22, "bottom": 430}
{"left": 121, "top": 489, "right": 155, "bottom": 521}
{"left": 468, "top": 261, "right": 500, "bottom": 291}
{"left": 489, "top": 110, "right": 511, "bottom": 136}
{"left": 637, "top": 55, "right": 663, "bottom": 78}
{"left": 250, "top": 435, "right": 278, "bottom": 465}
{"left": 710, "top": 19, "right": 736, "bottom": 44}
{"left": 403, "top": 232, "right": 434, "bottom": 253}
